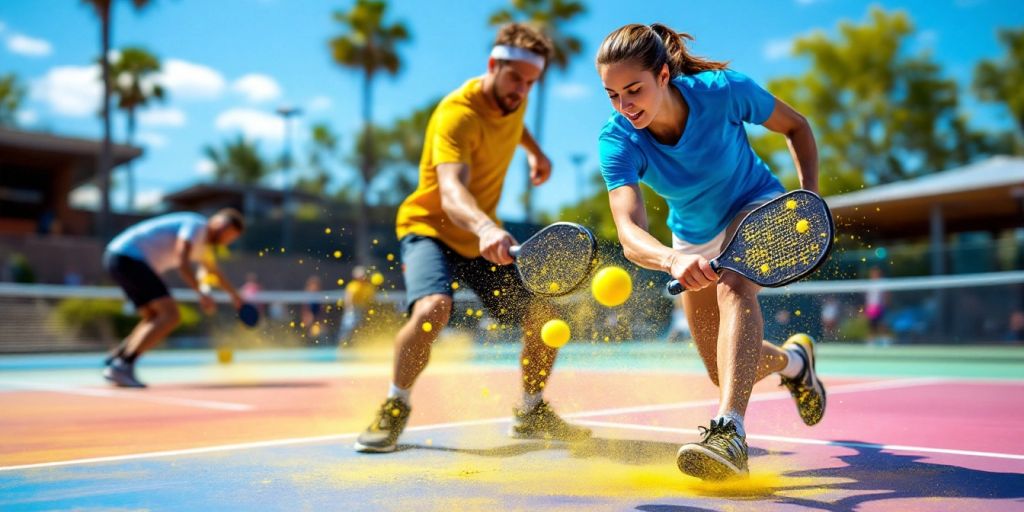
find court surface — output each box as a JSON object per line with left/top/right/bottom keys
{"left": 2, "top": 341, "right": 1023, "bottom": 511}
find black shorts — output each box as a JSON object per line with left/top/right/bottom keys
{"left": 400, "top": 235, "right": 536, "bottom": 325}
{"left": 104, "top": 251, "right": 171, "bottom": 308}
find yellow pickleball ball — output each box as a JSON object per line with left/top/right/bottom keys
{"left": 796, "top": 219, "right": 810, "bottom": 233}
{"left": 591, "top": 266, "right": 632, "bottom": 307}
{"left": 540, "top": 319, "right": 571, "bottom": 348}
{"left": 370, "top": 272, "right": 384, "bottom": 286}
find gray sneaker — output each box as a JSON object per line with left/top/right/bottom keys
{"left": 508, "top": 401, "right": 592, "bottom": 441}
{"left": 103, "top": 358, "right": 146, "bottom": 388}
{"left": 354, "top": 398, "right": 411, "bottom": 453}
{"left": 677, "top": 418, "right": 749, "bottom": 481}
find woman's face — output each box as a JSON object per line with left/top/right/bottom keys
{"left": 599, "top": 60, "right": 670, "bottom": 130}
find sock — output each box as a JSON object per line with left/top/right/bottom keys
{"left": 715, "top": 413, "right": 746, "bottom": 438}
{"left": 121, "top": 351, "right": 138, "bottom": 365}
{"left": 387, "top": 382, "right": 411, "bottom": 404}
{"left": 779, "top": 347, "right": 805, "bottom": 379}
{"left": 521, "top": 391, "right": 543, "bottom": 412}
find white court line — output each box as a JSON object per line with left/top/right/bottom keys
{"left": 0, "top": 380, "right": 253, "bottom": 412}
{"left": 564, "top": 377, "right": 947, "bottom": 420}
{"left": 573, "top": 420, "right": 1024, "bottom": 461}
{"left": 0, "top": 376, "right": 954, "bottom": 472}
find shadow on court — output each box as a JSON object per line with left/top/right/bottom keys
{"left": 772, "top": 443, "right": 1024, "bottom": 511}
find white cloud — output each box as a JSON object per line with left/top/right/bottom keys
{"left": 215, "top": 108, "right": 284, "bottom": 141}
{"left": 139, "top": 106, "right": 186, "bottom": 127}
{"left": 31, "top": 65, "right": 101, "bottom": 117}
{"left": 195, "top": 159, "right": 216, "bottom": 177}
{"left": 16, "top": 109, "right": 37, "bottom": 125}
{"left": 70, "top": 185, "right": 100, "bottom": 210}
{"left": 157, "top": 59, "right": 226, "bottom": 100}
{"left": 6, "top": 33, "right": 51, "bottom": 57}
{"left": 307, "top": 95, "right": 333, "bottom": 112}
{"left": 763, "top": 38, "right": 793, "bottom": 61}
{"left": 135, "top": 131, "right": 168, "bottom": 148}
{"left": 553, "top": 82, "right": 590, "bottom": 100}
{"left": 232, "top": 73, "right": 282, "bottom": 103}
{"left": 135, "top": 189, "right": 165, "bottom": 211}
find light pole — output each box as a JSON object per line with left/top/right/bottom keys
{"left": 276, "top": 105, "right": 302, "bottom": 250}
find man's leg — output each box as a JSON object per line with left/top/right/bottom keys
{"left": 124, "top": 297, "right": 181, "bottom": 358}
{"left": 392, "top": 294, "right": 452, "bottom": 389}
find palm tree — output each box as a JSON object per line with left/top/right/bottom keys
{"left": 974, "top": 29, "right": 1024, "bottom": 144}
{"left": 0, "top": 73, "right": 26, "bottom": 126}
{"left": 82, "top": 0, "right": 155, "bottom": 237}
{"left": 110, "top": 46, "right": 165, "bottom": 211}
{"left": 203, "top": 135, "right": 272, "bottom": 185}
{"left": 329, "top": 0, "right": 410, "bottom": 264}
{"left": 489, "top": 0, "right": 585, "bottom": 222}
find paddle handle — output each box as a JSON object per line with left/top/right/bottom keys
{"left": 665, "top": 259, "right": 720, "bottom": 295}
{"left": 509, "top": 245, "right": 521, "bottom": 258}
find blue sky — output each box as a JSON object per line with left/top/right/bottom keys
{"left": 1, "top": 0, "right": 1021, "bottom": 220}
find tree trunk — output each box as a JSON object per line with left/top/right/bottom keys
{"left": 356, "top": 70, "right": 374, "bottom": 265}
{"left": 98, "top": 5, "right": 114, "bottom": 238}
{"left": 524, "top": 75, "right": 547, "bottom": 223}
{"left": 126, "top": 107, "right": 136, "bottom": 212}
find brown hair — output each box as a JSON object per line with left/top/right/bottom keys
{"left": 213, "top": 207, "right": 245, "bottom": 232}
{"left": 494, "top": 22, "right": 553, "bottom": 63}
{"left": 596, "top": 23, "right": 728, "bottom": 77}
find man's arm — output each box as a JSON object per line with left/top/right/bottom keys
{"left": 436, "top": 162, "right": 516, "bottom": 265}
{"left": 520, "top": 128, "right": 551, "bottom": 186}
{"left": 205, "top": 260, "right": 242, "bottom": 310}
{"left": 176, "top": 239, "right": 216, "bottom": 313}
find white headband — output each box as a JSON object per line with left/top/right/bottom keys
{"left": 490, "top": 45, "right": 546, "bottom": 70}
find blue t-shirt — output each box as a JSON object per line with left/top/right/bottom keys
{"left": 107, "top": 212, "right": 208, "bottom": 273}
{"left": 598, "top": 69, "right": 784, "bottom": 244}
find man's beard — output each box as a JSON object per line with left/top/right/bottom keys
{"left": 491, "top": 84, "right": 521, "bottom": 115}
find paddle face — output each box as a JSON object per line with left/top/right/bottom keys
{"left": 667, "top": 190, "right": 834, "bottom": 294}
{"left": 510, "top": 222, "right": 597, "bottom": 297}
{"left": 238, "top": 303, "right": 260, "bottom": 327}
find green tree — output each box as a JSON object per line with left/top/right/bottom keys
{"left": 202, "top": 135, "right": 272, "bottom": 185}
{"left": 0, "top": 73, "right": 26, "bottom": 126}
{"left": 300, "top": 122, "right": 339, "bottom": 196}
{"left": 329, "top": 0, "right": 410, "bottom": 264}
{"left": 544, "top": 175, "right": 670, "bottom": 244}
{"left": 364, "top": 97, "right": 439, "bottom": 205}
{"left": 749, "top": 7, "right": 996, "bottom": 195}
{"left": 109, "top": 46, "right": 165, "bottom": 211}
{"left": 973, "top": 28, "right": 1024, "bottom": 147}
{"left": 82, "top": 0, "right": 155, "bottom": 237}
{"left": 489, "top": 0, "right": 585, "bottom": 222}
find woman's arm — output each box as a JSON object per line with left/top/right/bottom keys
{"left": 608, "top": 184, "right": 717, "bottom": 290}
{"left": 761, "top": 99, "right": 819, "bottom": 194}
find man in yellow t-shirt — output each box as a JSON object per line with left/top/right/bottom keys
{"left": 355, "top": 23, "right": 591, "bottom": 453}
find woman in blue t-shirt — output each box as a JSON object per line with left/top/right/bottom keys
{"left": 596, "top": 23, "right": 827, "bottom": 481}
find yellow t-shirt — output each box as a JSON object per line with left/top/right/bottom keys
{"left": 395, "top": 77, "right": 526, "bottom": 258}
{"left": 345, "top": 280, "right": 375, "bottom": 308}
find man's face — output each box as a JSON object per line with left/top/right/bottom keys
{"left": 488, "top": 58, "right": 543, "bottom": 114}
{"left": 208, "top": 218, "right": 241, "bottom": 246}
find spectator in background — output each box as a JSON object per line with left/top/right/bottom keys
{"left": 820, "top": 296, "right": 840, "bottom": 340}
{"left": 301, "top": 275, "right": 324, "bottom": 338}
{"left": 337, "top": 266, "right": 375, "bottom": 346}
{"left": 240, "top": 272, "right": 263, "bottom": 315}
{"left": 865, "top": 266, "right": 890, "bottom": 346}
{"left": 1006, "top": 310, "right": 1024, "bottom": 344}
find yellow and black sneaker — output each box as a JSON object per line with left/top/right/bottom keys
{"left": 780, "top": 333, "right": 827, "bottom": 426}
{"left": 354, "top": 398, "right": 411, "bottom": 453}
{"left": 677, "top": 418, "right": 749, "bottom": 481}
{"left": 508, "top": 401, "right": 592, "bottom": 441}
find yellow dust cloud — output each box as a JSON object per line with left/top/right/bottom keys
{"left": 370, "top": 273, "right": 384, "bottom": 286}
{"left": 492, "top": 289, "right": 501, "bottom": 297}
{"left": 795, "top": 219, "right": 810, "bottom": 233}
{"left": 325, "top": 228, "right": 332, "bottom": 234}
{"left": 540, "top": 319, "right": 571, "bottom": 348}
{"left": 786, "top": 199, "right": 797, "bottom": 210}
{"left": 310, "top": 323, "right": 322, "bottom": 336}
{"left": 216, "top": 347, "right": 233, "bottom": 364}
{"left": 592, "top": 266, "right": 632, "bottom": 307}
{"left": 337, "top": 278, "right": 345, "bottom": 286}
{"left": 422, "top": 321, "right": 433, "bottom": 332}
{"left": 387, "top": 253, "right": 395, "bottom": 261}
{"left": 373, "top": 239, "right": 379, "bottom": 245}
{"left": 333, "top": 250, "right": 342, "bottom": 259}
{"left": 452, "top": 281, "right": 460, "bottom": 290}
